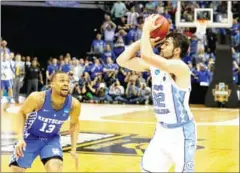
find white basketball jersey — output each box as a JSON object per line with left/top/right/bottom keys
{"left": 150, "top": 66, "right": 193, "bottom": 125}
{"left": 1, "top": 59, "right": 14, "bottom": 80}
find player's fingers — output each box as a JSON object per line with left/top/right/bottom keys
{"left": 16, "top": 146, "right": 24, "bottom": 157}
{"left": 152, "top": 37, "right": 161, "bottom": 42}
{"left": 15, "top": 147, "right": 20, "bottom": 158}
{"left": 158, "top": 38, "right": 166, "bottom": 44}
{"left": 152, "top": 14, "right": 160, "bottom": 21}
{"left": 19, "top": 146, "right": 24, "bottom": 157}
{"left": 154, "top": 23, "right": 162, "bottom": 30}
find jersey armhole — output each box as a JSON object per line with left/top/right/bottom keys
{"left": 35, "top": 92, "right": 47, "bottom": 112}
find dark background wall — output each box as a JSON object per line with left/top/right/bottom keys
{"left": 2, "top": 5, "right": 105, "bottom": 67}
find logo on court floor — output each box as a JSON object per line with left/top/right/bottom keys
{"left": 61, "top": 132, "right": 205, "bottom": 156}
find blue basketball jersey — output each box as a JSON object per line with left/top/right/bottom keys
{"left": 24, "top": 89, "right": 72, "bottom": 138}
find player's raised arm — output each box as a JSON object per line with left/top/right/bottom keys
{"left": 69, "top": 97, "right": 81, "bottom": 171}
{"left": 116, "top": 38, "right": 161, "bottom": 72}
{"left": 141, "top": 15, "right": 190, "bottom": 77}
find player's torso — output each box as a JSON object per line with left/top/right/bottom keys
{"left": 1, "top": 60, "right": 13, "bottom": 80}
{"left": 24, "top": 90, "right": 72, "bottom": 138}
{"left": 150, "top": 67, "right": 193, "bottom": 126}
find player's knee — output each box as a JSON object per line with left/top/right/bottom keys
{"left": 10, "top": 165, "right": 26, "bottom": 173}
{"left": 45, "top": 159, "right": 63, "bottom": 172}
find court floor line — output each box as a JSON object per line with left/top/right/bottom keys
{"left": 83, "top": 117, "right": 240, "bottom": 126}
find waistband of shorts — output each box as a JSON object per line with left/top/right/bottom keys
{"left": 159, "top": 119, "right": 193, "bottom": 129}
{"left": 25, "top": 133, "right": 59, "bottom": 141}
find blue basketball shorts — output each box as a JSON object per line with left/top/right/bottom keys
{"left": 9, "top": 134, "right": 63, "bottom": 168}
{"left": 1, "top": 80, "right": 13, "bottom": 90}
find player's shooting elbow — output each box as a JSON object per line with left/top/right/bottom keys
{"left": 140, "top": 52, "right": 154, "bottom": 63}
{"left": 116, "top": 55, "right": 127, "bottom": 67}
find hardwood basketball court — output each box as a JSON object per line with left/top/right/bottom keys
{"left": 1, "top": 103, "right": 239, "bottom": 172}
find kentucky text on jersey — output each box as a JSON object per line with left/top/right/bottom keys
{"left": 38, "top": 116, "right": 64, "bottom": 125}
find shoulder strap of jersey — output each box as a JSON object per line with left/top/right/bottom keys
{"left": 44, "top": 89, "right": 52, "bottom": 108}
{"left": 63, "top": 95, "right": 72, "bottom": 114}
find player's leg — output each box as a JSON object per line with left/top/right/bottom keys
{"left": 173, "top": 121, "right": 197, "bottom": 172}
{"left": 141, "top": 125, "right": 172, "bottom": 172}
{"left": 40, "top": 135, "right": 64, "bottom": 172}
{"left": 43, "top": 158, "right": 63, "bottom": 172}
{"left": 9, "top": 138, "right": 43, "bottom": 171}
{"left": 7, "top": 79, "right": 15, "bottom": 103}
{"left": 9, "top": 165, "right": 26, "bottom": 173}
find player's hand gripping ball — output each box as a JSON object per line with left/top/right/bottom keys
{"left": 143, "top": 14, "right": 170, "bottom": 40}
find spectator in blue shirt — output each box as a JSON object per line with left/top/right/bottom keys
{"left": 61, "top": 57, "right": 71, "bottom": 73}
{"left": 91, "top": 33, "right": 105, "bottom": 55}
{"left": 90, "top": 58, "right": 103, "bottom": 80}
{"left": 103, "top": 57, "right": 119, "bottom": 86}
{"left": 113, "top": 36, "right": 125, "bottom": 58}
{"left": 46, "top": 58, "right": 59, "bottom": 83}
{"left": 190, "top": 35, "right": 198, "bottom": 56}
{"left": 162, "top": 9, "right": 171, "bottom": 20}
{"left": 101, "top": 44, "right": 116, "bottom": 64}
{"left": 83, "top": 58, "right": 93, "bottom": 75}
{"left": 196, "top": 63, "right": 210, "bottom": 84}
{"left": 127, "top": 24, "right": 138, "bottom": 45}
{"left": 117, "top": 67, "right": 130, "bottom": 87}
{"left": 183, "top": 53, "right": 192, "bottom": 65}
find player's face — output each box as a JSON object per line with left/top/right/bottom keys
{"left": 52, "top": 73, "right": 70, "bottom": 97}
{"left": 160, "top": 37, "right": 175, "bottom": 59}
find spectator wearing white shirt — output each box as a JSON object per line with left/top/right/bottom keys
{"left": 126, "top": 6, "right": 139, "bottom": 26}
{"left": 71, "top": 57, "right": 83, "bottom": 82}
{"left": 101, "top": 14, "right": 116, "bottom": 49}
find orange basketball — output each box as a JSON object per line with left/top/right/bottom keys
{"left": 150, "top": 15, "right": 170, "bottom": 40}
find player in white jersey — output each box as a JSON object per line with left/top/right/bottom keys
{"left": 117, "top": 14, "right": 196, "bottom": 172}
{"left": 1, "top": 52, "right": 15, "bottom": 103}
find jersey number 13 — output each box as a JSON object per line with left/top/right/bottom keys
{"left": 39, "top": 123, "right": 56, "bottom": 133}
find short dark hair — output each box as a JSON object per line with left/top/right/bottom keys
{"left": 50, "top": 71, "right": 67, "bottom": 82}
{"left": 166, "top": 33, "right": 190, "bottom": 58}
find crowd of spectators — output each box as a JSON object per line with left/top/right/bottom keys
{"left": 1, "top": 1, "right": 240, "bottom": 104}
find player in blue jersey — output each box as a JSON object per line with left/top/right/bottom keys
{"left": 9, "top": 71, "right": 81, "bottom": 172}
{"left": 117, "top": 15, "right": 196, "bottom": 172}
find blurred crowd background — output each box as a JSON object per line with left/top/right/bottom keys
{"left": 1, "top": 1, "right": 240, "bottom": 105}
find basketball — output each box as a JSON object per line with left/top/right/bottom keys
{"left": 150, "top": 15, "right": 170, "bottom": 40}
